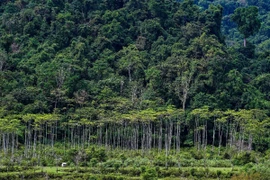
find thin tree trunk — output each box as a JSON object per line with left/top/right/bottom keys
{"left": 225, "top": 121, "right": 229, "bottom": 150}
{"left": 158, "top": 121, "right": 162, "bottom": 153}
{"left": 128, "top": 66, "right": 132, "bottom": 82}
{"left": 165, "top": 134, "right": 168, "bottom": 168}
{"left": 176, "top": 123, "right": 181, "bottom": 153}
{"left": 248, "top": 134, "right": 252, "bottom": 151}
{"left": 168, "top": 120, "right": 173, "bottom": 154}
{"left": 3, "top": 133, "right": 6, "bottom": 154}
{"left": 218, "top": 123, "right": 223, "bottom": 156}
{"left": 205, "top": 121, "right": 208, "bottom": 149}
{"left": 33, "top": 126, "right": 37, "bottom": 157}
{"left": 11, "top": 132, "right": 15, "bottom": 160}
{"left": 141, "top": 123, "right": 146, "bottom": 154}
{"left": 148, "top": 123, "right": 152, "bottom": 150}
{"left": 212, "top": 120, "right": 216, "bottom": 151}
{"left": 136, "top": 123, "right": 139, "bottom": 150}
{"left": 105, "top": 124, "right": 108, "bottom": 148}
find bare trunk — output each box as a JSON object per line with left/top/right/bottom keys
{"left": 33, "top": 127, "right": 37, "bottom": 157}
{"left": 141, "top": 123, "right": 146, "bottom": 154}
{"left": 248, "top": 134, "right": 252, "bottom": 151}
{"left": 105, "top": 125, "right": 108, "bottom": 148}
{"left": 212, "top": 120, "right": 216, "bottom": 150}
{"left": 165, "top": 134, "right": 168, "bottom": 168}
{"left": 117, "top": 127, "right": 120, "bottom": 149}
{"left": 158, "top": 121, "right": 162, "bottom": 153}
{"left": 218, "top": 123, "right": 223, "bottom": 156}
{"left": 202, "top": 125, "right": 205, "bottom": 149}
{"left": 128, "top": 66, "right": 132, "bottom": 82}
{"left": 51, "top": 123, "right": 54, "bottom": 148}
{"left": 182, "top": 90, "right": 187, "bottom": 111}
{"left": 176, "top": 123, "right": 181, "bottom": 153}
{"left": 88, "top": 125, "right": 91, "bottom": 147}
{"left": 11, "top": 132, "right": 15, "bottom": 160}
{"left": 3, "top": 133, "right": 6, "bottom": 154}
{"left": 225, "top": 121, "right": 229, "bottom": 150}
{"left": 168, "top": 120, "right": 173, "bottom": 154}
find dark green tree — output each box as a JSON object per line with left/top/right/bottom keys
{"left": 231, "top": 6, "right": 261, "bottom": 47}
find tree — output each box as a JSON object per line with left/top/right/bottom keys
{"left": 117, "top": 44, "right": 144, "bottom": 82}
{"left": 172, "top": 57, "right": 197, "bottom": 111}
{"left": 202, "top": 5, "right": 224, "bottom": 42}
{"left": 231, "top": 6, "right": 261, "bottom": 47}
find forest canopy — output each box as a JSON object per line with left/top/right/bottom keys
{"left": 0, "top": 0, "right": 270, "bottom": 160}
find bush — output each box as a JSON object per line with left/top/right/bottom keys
{"left": 90, "top": 158, "right": 98, "bottom": 167}
{"left": 101, "top": 159, "right": 122, "bottom": 170}
{"left": 190, "top": 168, "right": 197, "bottom": 176}
{"left": 153, "top": 155, "right": 165, "bottom": 166}
{"left": 167, "top": 168, "right": 182, "bottom": 177}
{"left": 249, "top": 161, "right": 270, "bottom": 180}
{"left": 224, "top": 171, "right": 234, "bottom": 178}
{"left": 180, "top": 158, "right": 196, "bottom": 167}
{"left": 206, "top": 159, "right": 232, "bottom": 167}
{"left": 181, "top": 169, "right": 190, "bottom": 177}
{"left": 217, "top": 170, "right": 222, "bottom": 178}
{"left": 0, "top": 174, "right": 19, "bottom": 180}
{"left": 190, "top": 150, "right": 203, "bottom": 160}
{"left": 232, "top": 152, "right": 256, "bottom": 166}
{"left": 243, "top": 162, "right": 254, "bottom": 172}
{"left": 194, "top": 169, "right": 205, "bottom": 178}
{"left": 223, "top": 152, "right": 231, "bottom": 159}
{"left": 231, "top": 173, "right": 261, "bottom": 180}
{"left": 101, "top": 175, "right": 124, "bottom": 180}
{"left": 119, "top": 167, "right": 141, "bottom": 176}
{"left": 65, "top": 148, "right": 79, "bottom": 163}
{"left": 140, "top": 166, "right": 146, "bottom": 173}
{"left": 123, "top": 158, "right": 134, "bottom": 167}
{"left": 207, "top": 171, "right": 218, "bottom": 178}
{"left": 86, "top": 147, "right": 107, "bottom": 162}
{"left": 0, "top": 166, "right": 21, "bottom": 172}
{"left": 142, "top": 168, "right": 158, "bottom": 180}
{"left": 88, "top": 175, "right": 98, "bottom": 180}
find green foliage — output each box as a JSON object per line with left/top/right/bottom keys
{"left": 142, "top": 168, "right": 158, "bottom": 180}
{"left": 232, "top": 152, "right": 256, "bottom": 166}
{"left": 0, "top": 2, "right": 269, "bottom": 179}
{"left": 0, "top": 0, "right": 268, "bottom": 117}
{"left": 89, "top": 158, "right": 98, "bottom": 167}
{"left": 231, "top": 6, "right": 261, "bottom": 39}
{"left": 85, "top": 147, "right": 107, "bottom": 163}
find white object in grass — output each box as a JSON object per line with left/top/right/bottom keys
{"left": 61, "top": 162, "right": 67, "bottom": 167}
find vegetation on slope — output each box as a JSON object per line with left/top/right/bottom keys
{"left": 195, "top": 0, "right": 270, "bottom": 51}
{"left": 0, "top": 0, "right": 270, "bottom": 179}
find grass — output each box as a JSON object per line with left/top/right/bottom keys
{"left": 0, "top": 165, "right": 242, "bottom": 180}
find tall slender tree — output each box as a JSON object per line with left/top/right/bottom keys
{"left": 231, "top": 6, "right": 261, "bottom": 47}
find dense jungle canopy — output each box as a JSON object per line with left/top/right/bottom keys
{"left": 0, "top": 0, "right": 270, "bottom": 154}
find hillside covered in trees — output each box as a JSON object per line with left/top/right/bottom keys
{"left": 0, "top": 0, "right": 270, "bottom": 179}
{"left": 195, "top": 0, "right": 270, "bottom": 51}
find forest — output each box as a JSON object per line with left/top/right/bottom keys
{"left": 0, "top": 0, "right": 270, "bottom": 179}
